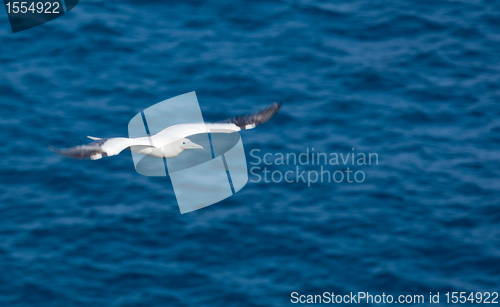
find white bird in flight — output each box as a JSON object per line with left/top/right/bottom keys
{"left": 51, "top": 102, "right": 282, "bottom": 160}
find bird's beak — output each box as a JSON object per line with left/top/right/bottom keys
{"left": 182, "top": 141, "right": 204, "bottom": 150}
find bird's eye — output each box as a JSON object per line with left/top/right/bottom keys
{"left": 183, "top": 142, "right": 186, "bottom": 145}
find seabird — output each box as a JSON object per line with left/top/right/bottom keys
{"left": 51, "top": 102, "right": 282, "bottom": 160}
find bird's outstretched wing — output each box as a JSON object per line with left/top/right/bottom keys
{"left": 51, "top": 102, "right": 282, "bottom": 159}
{"left": 218, "top": 101, "right": 282, "bottom": 130}
{"left": 156, "top": 102, "right": 283, "bottom": 139}
{"left": 50, "top": 137, "right": 151, "bottom": 160}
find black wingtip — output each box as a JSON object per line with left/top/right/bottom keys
{"left": 49, "top": 145, "right": 74, "bottom": 159}
{"left": 48, "top": 145, "right": 93, "bottom": 160}
{"left": 48, "top": 145, "right": 60, "bottom": 154}
{"left": 276, "top": 101, "right": 283, "bottom": 111}
{"left": 218, "top": 101, "right": 283, "bottom": 129}
{"left": 263, "top": 101, "right": 282, "bottom": 119}
{"left": 49, "top": 145, "right": 75, "bottom": 159}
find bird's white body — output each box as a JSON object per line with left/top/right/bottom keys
{"left": 130, "top": 142, "right": 183, "bottom": 159}
{"left": 97, "top": 123, "right": 241, "bottom": 159}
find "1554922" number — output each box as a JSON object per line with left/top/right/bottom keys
{"left": 5, "top": 2, "right": 61, "bottom": 14}
{"left": 445, "top": 292, "right": 498, "bottom": 304}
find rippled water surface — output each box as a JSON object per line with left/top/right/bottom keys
{"left": 0, "top": 0, "right": 499, "bottom": 306}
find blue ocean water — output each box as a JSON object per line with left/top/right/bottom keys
{"left": 0, "top": 0, "right": 499, "bottom": 305}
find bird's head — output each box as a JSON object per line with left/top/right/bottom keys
{"left": 179, "top": 138, "right": 204, "bottom": 150}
